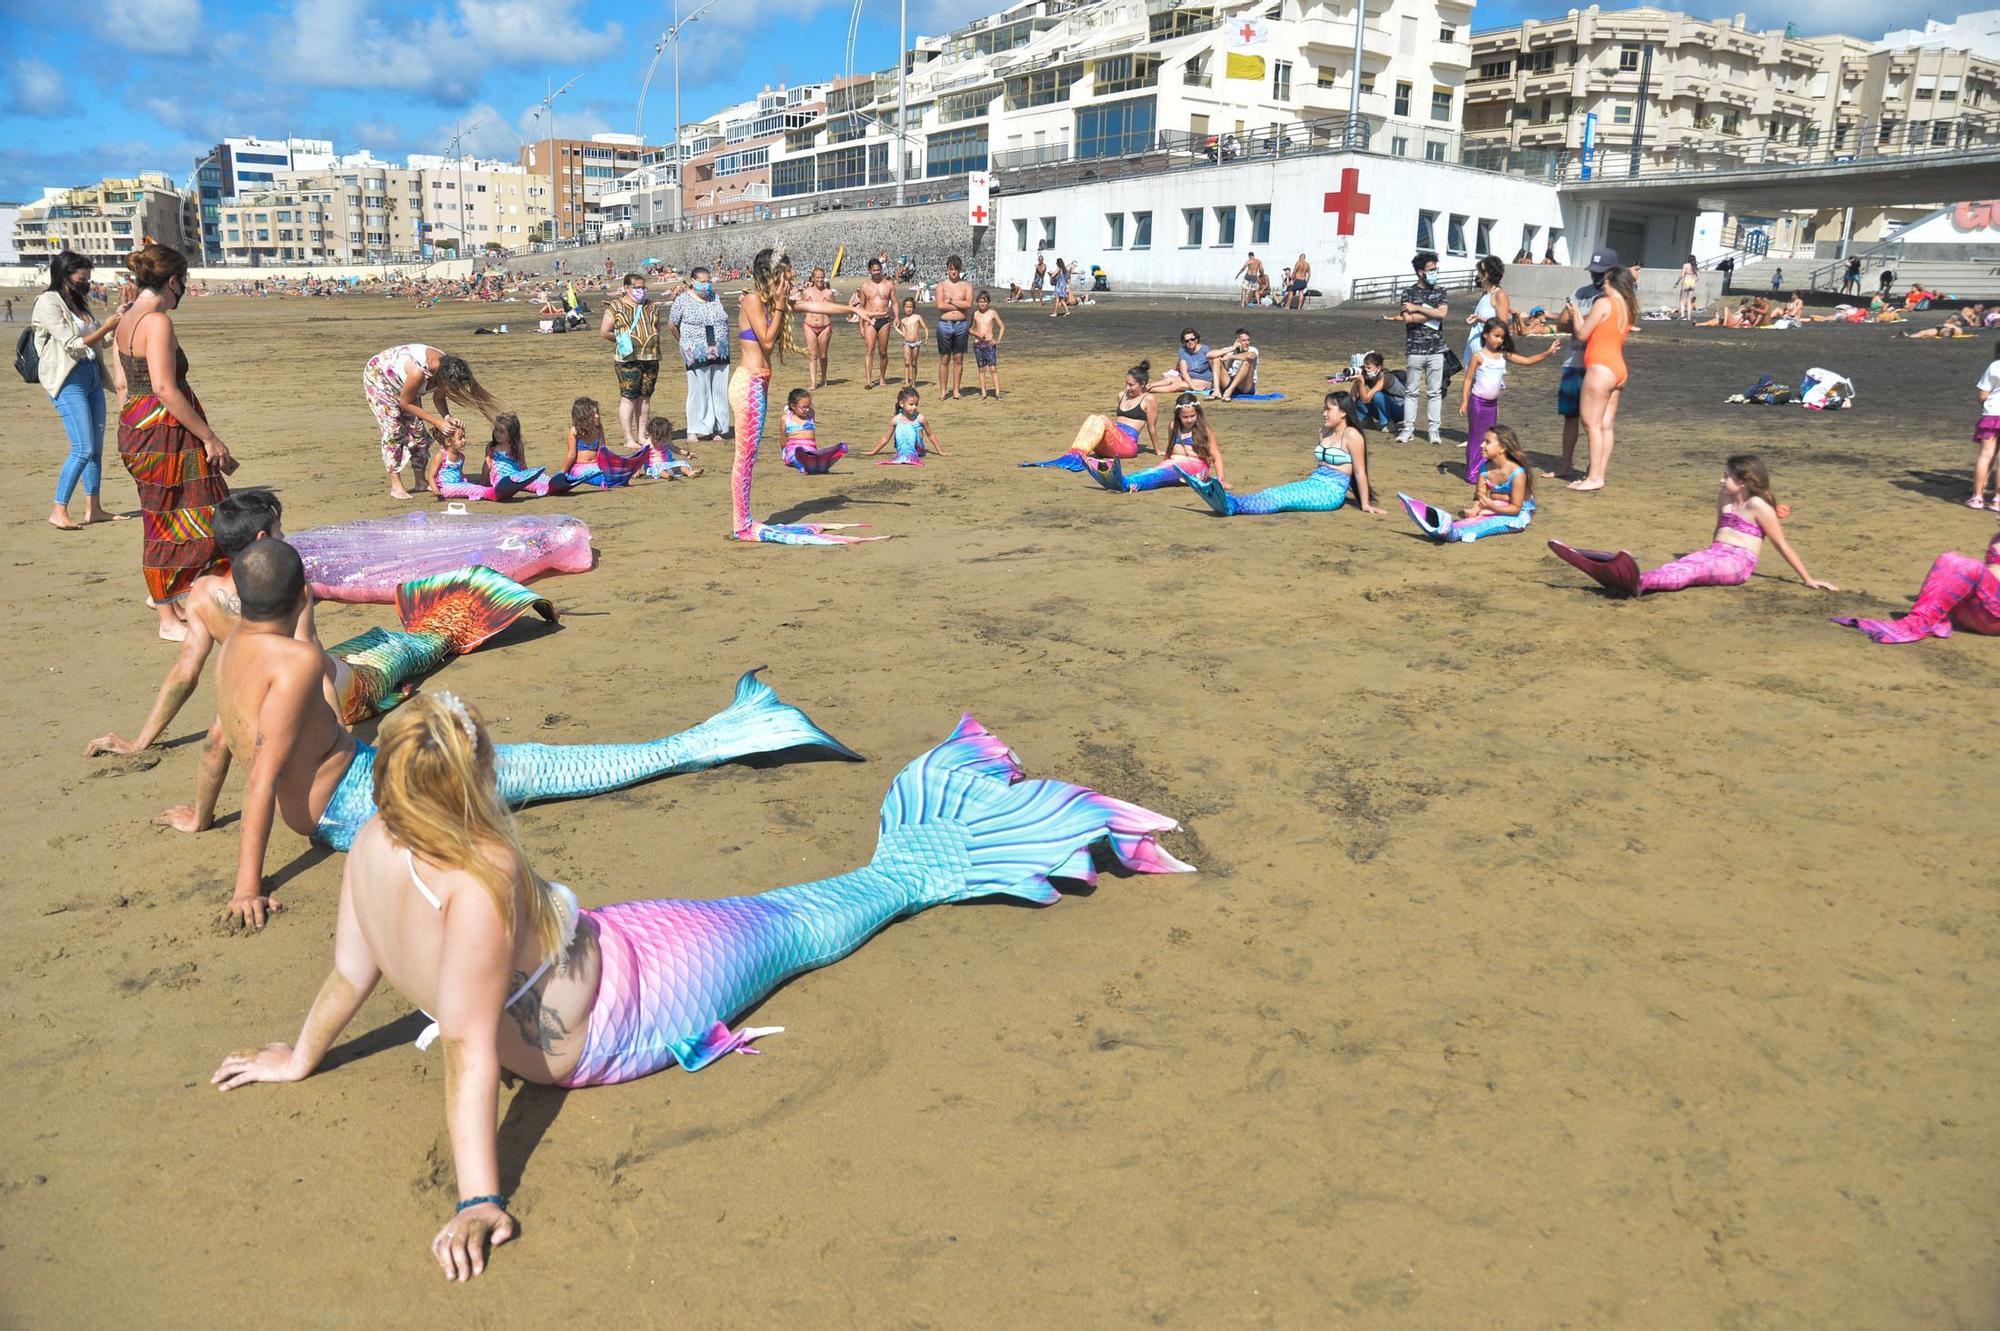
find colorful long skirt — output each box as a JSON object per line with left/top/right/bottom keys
{"left": 119, "top": 383, "right": 228, "bottom": 603}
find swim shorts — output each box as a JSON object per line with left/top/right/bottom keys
{"left": 973, "top": 339, "right": 998, "bottom": 369}
{"left": 936, "top": 318, "right": 970, "bottom": 356}
{"left": 1557, "top": 366, "right": 1585, "bottom": 419}
{"left": 1976, "top": 415, "right": 2000, "bottom": 444}
{"left": 615, "top": 358, "right": 660, "bottom": 401}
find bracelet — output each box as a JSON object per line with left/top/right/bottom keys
{"left": 455, "top": 1195, "right": 508, "bottom": 1214}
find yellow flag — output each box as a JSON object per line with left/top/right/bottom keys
{"left": 1226, "top": 52, "right": 1266, "bottom": 80}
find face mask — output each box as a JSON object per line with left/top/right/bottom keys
{"left": 695, "top": 282, "right": 713, "bottom": 296}
{"left": 1422, "top": 271, "right": 1438, "bottom": 287}
{"left": 629, "top": 288, "right": 646, "bottom": 304}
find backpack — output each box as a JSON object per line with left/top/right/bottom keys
{"left": 14, "top": 325, "right": 37, "bottom": 385}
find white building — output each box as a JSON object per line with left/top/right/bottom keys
{"left": 1879, "top": 8, "right": 2000, "bottom": 61}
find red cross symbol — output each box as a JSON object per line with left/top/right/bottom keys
{"left": 1238, "top": 21, "right": 1258, "bottom": 41}
{"left": 1323, "top": 167, "right": 1371, "bottom": 236}
{"left": 971, "top": 205, "right": 988, "bottom": 224}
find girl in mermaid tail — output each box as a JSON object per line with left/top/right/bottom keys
{"left": 557, "top": 398, "right": 628, "bottom": 489}
{"left": 1399, "top": 425, "right": 1538, "bottom": 543}
{"left": 1085, "top": 392, "right": 1225, "bottom": 493}
{"left": 209, "top": 695, "right": 1192, "bottom": 1279}
{"left": 867, "top": 387, "right": 946, "bottom": 465}
{"left": 730, "top": 247, "right": 884, "bottom": 543}
{"left": 1185, "top": 392, "right": 1385, "bottom": 516}
{"left": 1548, "top": 454, "right": 1837, "bottom": 597}
{"left": 1458, "top": 319, "right": 1561, "bottom": 484}
{"left": 427, "top": 431, "right": 546, "bottom": 502}
{"left": 1834, "top": 527, "right": 2000, "bottom": 642}
{"left": 484, "top": 414, "right": 578, "bottom": 497}
{"left": 1021, "top": 361, "right": 1158, "bottom": 471}
{"left": 781, "top": 388, "right": 846, "bottom": 474}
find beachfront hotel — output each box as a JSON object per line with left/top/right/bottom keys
{"left": 11, "top": 174, "right": 201, "bottom": 267}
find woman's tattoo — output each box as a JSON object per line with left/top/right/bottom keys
{"left": 506, "top": 972, "right": 571, "bottom": 1052}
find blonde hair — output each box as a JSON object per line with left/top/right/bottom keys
{"left": 371, "top": 694, "right": 567, "bottom": 965}
{"left": 749, "top": 247, "right": 799, "bottom": 363}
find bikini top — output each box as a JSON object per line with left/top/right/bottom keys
{"left": 1169, "top": 429, "right": 1202, "bottom": 457}
{"left": 738, "top": 328, "right": 759, "bottom": 342}
{"left": 1314, "top": 442, "right": 1353, "bottom": 467}
{"left": 1489, "top": 465, "right": 1523, "bottom": 495}
{"left": 404, "top": 848, "right": 581, "bottom": 1051}
{"left": 784, "top": 414, "right": 815, "bottom": 438}
{"left": 1116, "top": 398, "right": 1148, "bottom": 422}
{"left": 894, "top": 416, "right": 924, "bottom": 449}
{"left": 1716, "top": 509, "right": 1762, "bottom": 540}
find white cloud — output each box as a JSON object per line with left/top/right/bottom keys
{"left": 456, "top": 0, "right": 621, "bottom": 63}
{"left": 93, "top": 0, "right": 206, "bottom": 56}
{"left": 6, "top": 57, "right": 72, "bottom": 117}
{"left": 1708, "top": 0, "right": 1932, "bottom": 39}
{"left": 270, "top": 0, "right": 620, "bottom": 101}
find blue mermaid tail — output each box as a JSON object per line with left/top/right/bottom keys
{"left": 312, "top": 669, "right": 861, "bottom": 850}
{"left": 558, "top": 715, "right": 1196, "bottom": 1085}
{"left": 1084, "top": 458, "right": 1191, "bottom": 493}
{"left": 1020, "top": 452, "right": 1090, "bottom": 471}
{"left": 1188, "top": 464, "right": 1351, "bottom": 516}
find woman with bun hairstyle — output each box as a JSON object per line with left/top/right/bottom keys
{"left": 113, "top": 243, "right": 235, "bottom": 640}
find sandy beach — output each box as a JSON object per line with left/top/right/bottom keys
{"left": 2, "top": 287, "right": 1995, "bottom": 1328}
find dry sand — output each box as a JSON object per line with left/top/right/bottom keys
{"left": 1, "top": 289, "right": 1995, "bottom": 1329}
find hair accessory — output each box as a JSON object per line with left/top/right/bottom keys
{"left": 434, "top": 690, "right": 478, "bottom": 744}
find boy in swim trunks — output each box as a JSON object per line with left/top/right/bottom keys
{"left": 933, "top": 256, "right": 975, "bottom": 400}
{"left": 971, "top": 291, "right": 1006, "bottom": 400}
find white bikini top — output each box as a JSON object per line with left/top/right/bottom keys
{"left": 404, "top": 847, "right": 580, "bottom": 1051}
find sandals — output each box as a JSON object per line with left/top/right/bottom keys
{"left": 1969, "top": 497, "right": 1990, "bottom": 510}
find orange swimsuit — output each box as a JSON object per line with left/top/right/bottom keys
{"left": 1583, "top": 297, "right": 1630, "bottom": 384}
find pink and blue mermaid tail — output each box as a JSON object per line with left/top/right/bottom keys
{"left": 727, "top": 367, "right": 880, "bottom": 544}
{"left": 311, "top": 668, "right": 862, "bottom": 851}
{"left": 435, "top": 458, "right": 542, "bottom": 502}
{"left": 328, "top": 565, "right": 555, "bottom": 723}
{"left": 1085, "top": 457, "right": 1199, "bottom": 493}
{"left": 490, "top": 452, "right": 578, "bottom": 495}
{"left": 1833, "top": 550, "right": 2000, "bottom": 642}
{"left": 641, "top": 444, "right": 692, "bottom": 479}
{"left": 1019, "top": 452, "right": 1091, "bottom": 472}
{"left": 593, "top": 446, "right": 649, "bottom": 486}
{"left": 556, "top": 716, "right": 1196, "bottom": 1086}
{"left": 1185, "top": 464, "right": 1350, "bottom": 516}
{"left": 783, "top": 441, "right": 847, "bottom": 475}
{"left": 1400, "top": 493, "right": 1534, "bottom": 543}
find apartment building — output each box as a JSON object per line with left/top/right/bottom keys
{"left": 749, "top": 0, "right": 1472, "bottom": 211}
{"left": 406, "top": 156, "right": 554, "bottom": 252}
{"left": 12, "top": 173, "right": 199, "bottom": 266}
{"left": 1463, "top": 6, "right": 2000, "bottom": 170}
{"left": 211, "top": 160, "right": 553, "bottom": 264}
{"left": 520, "top": 133, "right": 668, "bottom": 239}
{"left": 194, "top": 137, "right": 336, "bottom": 262}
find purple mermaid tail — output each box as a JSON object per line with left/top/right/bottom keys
{"left": 558, "top": 717, "right": 1195, "bottom": 1086}
{"left": 1548, "top": 540, "right": 1642, "bottom": 596}
{"left": 1834, "top": 549, "right": 2000, "bottom": 642}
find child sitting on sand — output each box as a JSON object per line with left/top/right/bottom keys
{"left": 896, "top": 297, "right": 927, "bottom": 387}
{"left": 1398, "top": 425, "right": 1537, "bottom": 543}
{"left": 428, "top": 430, "right": 548, "bottom": 501}
{"left": 781, "top": 389, "right": 846, "bottom": 474}
{"left": 1548, "top": 454, "right": 1837, "bottom": 596}
{"left": 867, "top": 387, "right": 946, "bottom": 465}
{"left": 642, "top": 417, "right": 701, "bottom": 479}
{"left": 557, "top": 398, "right": 632, "bottom": 488}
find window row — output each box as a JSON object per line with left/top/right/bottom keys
{"left": 1413, "top": 212, "right": 1564, "bottom": 261}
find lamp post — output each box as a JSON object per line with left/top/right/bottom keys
{"left": 636, "top": 0, "right": 723, "bottom": 233}
{"left": 1348, "top": 0, "right": 1366, "bottom": 150}
{"left": 443, "top": 116, "right": 488, "bottom": 259}
{"left": 894, "top": 0, "right": 907, "bottom": 206}
{"left": 537, "top": 75, "right": 581, "bottom": 241}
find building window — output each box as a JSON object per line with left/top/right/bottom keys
{"left": 1932, "top": 121, "right": 1951, "bottom": 145}
{"left": 1041, "top": 216, "right": 1057, "bottom": 249}
{"left": 1273, "top": 60, "right": 1292, "bottom": 101}
{"left": 1317, "top": 65, "right": 1337, "bottom": 89}
{"left": 1613, "top": 105, "right": 1633, "bottom": 124}
{"left": 1013, "top": 218, "right": 1029, "bottom": 251}
{"left": 1525, "top": 49, "right": 1555, "bottom": 74}
{"left": 1394, "top": 81, "right": 1412, "bottom": 116}
{"left": 1132, "top": 210, "right": 1152, "bottom": 249}
{"left": 1431, "top": 88, "right": 1452, "bottom": 122}
{"left": 1249, "top": 204, "right": 1270, "bottom": 245}
{"left": 1213, "top": 206, "right": 1236, "bottom": 246}
{"left": 772, "top": 157, "right": 815, "bottom": 197}
{"left": 1359, "top": 72, "right": 1374, "bottom": 93}
{"left": 1478, "top": 59, "right": 1512, "bottom": 79}
{"left": 1416, "top": 210, "right": 1437, "bottom": 249}
{"left": 817, "top": 145, "right": 870, "bottom": 191}
{"left": 1107, "top": 212, "right": 1125, "bottom": 249}
{"left": 925, "top": 125, "right": 989, "bottom": 177}
{"left": 1005, "top": 66, "right": 1073, "bottom": 110}
{"left": 1093, "top": 53, "right": 1161, "bottom": 95}
{"left": 1475, "top": 218, "right": 1494, "bottom": 254}
{"left": 1619, "top": 45, "right": 1640, "bottom": 71}
{"left": 1074, "top": 96, "right": 1157, "bottom": 159}
{"left": 1440, "top": 25, "right": 1455, "bottom": 42}
{"left": 1425, "top": 141, "right": 1446, "bottom": 161}
{"left": 1520, "top": 223, "right": 1540, "bottom": 256}
{"left": 1182, "top": 207, "right": 1203, "bottom": 246}
{"left": 1391, "top": 135, "right": 1410, "bottom": 156}
{"left": 1446, "top": 214, "right": 1467, "bottom": 255}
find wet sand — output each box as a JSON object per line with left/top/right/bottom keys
{"left": 2, "top": 289, "right": 1995, "bottom": 1328}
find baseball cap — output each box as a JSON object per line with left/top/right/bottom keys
{"left": 1587, "top": 247, "right": 1619, "bottom": 273}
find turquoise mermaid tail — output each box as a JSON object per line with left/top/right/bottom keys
{"left": 329, "top": 565, "right": 555, "bottom": 722}
{"left": 312, "top": 669, "right": 862, "bottom": 851}
{"left": 1020, "top": 452, "right": 1090, "bottom": 472}
{"left": 1547, "top": 540, "right": 1642, "bottom": 596}
{"left": 558, "top": 716, "right": 1195, "bottom": 1086}
{"left": 1183, "top": 469, "right": 1237, "bottom": 515}
{"left": 1086, "top": 457, "right": 1191, "bottom": 493}
{"left": 1403, "top": 494, "right": 1533, "bottom": 543}
{"left": 1190, "top": 464, "right": 1351, "bottom": 516}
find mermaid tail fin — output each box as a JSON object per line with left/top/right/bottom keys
{"left": 543, "top": 472, "right": 579, "bottom": 494}
{"left": 1183, "top": 469, "right": 1236, "bottom": 516}
{"left": 732, "top": 522, "right": 887, "bottom": 546}
{"left": 1399, "top": 493, "right": 1451, "bottom": 541}
{"left": 1831, "top": 615, "right": 1952, "bottom": 643}
{"left": 1020, "top": 452, "right": 1089, "bottom": 471}
{"left": 1548, "top": 540, "right": 1641, "bottom": 597}
{"left": 1085, "top": 456, "right": 1127, "bottom": 492}
{"left": 494, "top": 474, "right": 534, "bottom": 502}
{"left": 594, "top": 446, "right": 644, "bottom": 487}
{"left": 395, "top": 564, "right": 557, "bottom": 653}
{"left": 684, "top": 667, "right": 865, "bottom": 763}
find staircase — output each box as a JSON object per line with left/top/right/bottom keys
{"left": 1734, "top": 256, "right": 2000, "bottom": 299}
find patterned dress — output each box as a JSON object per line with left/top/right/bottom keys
{"left": 362, "top": 343, "right": 439, "bottom": 473}
{"left": 118, "top": 342, "right": 228, "bottom": 604}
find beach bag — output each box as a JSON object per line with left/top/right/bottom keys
{"left": 14, "top": 325, "right": 37, "bottom": 385}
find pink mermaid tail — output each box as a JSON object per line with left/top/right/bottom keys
{"left": 1833, "top": 549, "right": 2000, "bottom": 642}
{"left": 1637, "top": 541, "right": 1757, "bottom": 593}
{"left": 558, "top": 716, "right": 1194, "bottom": 1086}
{"left": 1547, "top": 540, "right": 1642, "bottom": 596}
{"left": 727, "top": 367, "right": 883, "bottom": 544}
{"left": 783, "top": 441, "right": 847, "bottom": 474}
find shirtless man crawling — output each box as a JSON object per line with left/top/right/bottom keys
{"left": 157, "top": 541, "right": 856, "bottom": 928}
{"left": 849, "top": 257, "right": 897, "bottom": 390}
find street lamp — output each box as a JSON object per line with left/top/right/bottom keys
{"left": 636, "top": 0, "right": 724, "bottom": 232}
{"left": 534, "top": 75, "right": 582, "bottom": 241}
{"left": 443, "top": 116, "right": 489, "bottom": 258}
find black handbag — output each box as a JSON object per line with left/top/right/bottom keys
{"left": 14, "top": 325, "right": 38, "bottom": 385}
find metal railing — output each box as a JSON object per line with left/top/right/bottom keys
{"left": 1348, "top": 267, "right": 1476, "bottom": 302}
{"left": 1554, "top": 108, "right": 2000, "bottom": 184}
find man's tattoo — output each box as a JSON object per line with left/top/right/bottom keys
{"left": 212, "top": 587, "right": 240, "bottom": 617}
{"left": 506, "top": 972, "right": 571, "bottom": 1053}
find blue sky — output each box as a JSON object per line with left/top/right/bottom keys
{"left": 0, "top": 0, "right": 1954, "bottom": 202}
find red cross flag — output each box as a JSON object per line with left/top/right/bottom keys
{"left": 968, "top": 172, "right": 992, "bottom": 228}
{"left": 1226, "top": 17, "right": 1269, "bottom": 80}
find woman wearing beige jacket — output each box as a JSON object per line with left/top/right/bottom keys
{"left": 34, "top": 250, "right": 127, "bottom": 529}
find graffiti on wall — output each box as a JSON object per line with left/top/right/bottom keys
{"left": 1952, "top": 201, "right": 2000, "bottom": 232}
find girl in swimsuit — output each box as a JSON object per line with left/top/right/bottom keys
{"left": 1184, "top": 392, "right": 1385, "bottom": 516}
{"left": 1023, "top": 362, "right": 1158, "bottom": 470}
{"left": 781, "top": 388, "right": 846, "bottom": 473}
{"left": 730, "top": 246, "right": 883, "bottom": 543}
{"left": 799, "top": 267, "right": 837, "bottom": 390}
{"left": 896, "top": 297, "right": 926, "bottom": 387}
{"left": 1084, "top": 392, "right": 1225, "bottom": 493}
{"left": 1549, "top": 454, "right": 1838, "bottom": 597}
{"left": 426, "top": 432, "right": 548, "bottom": 501}
{"left": 1458, "top": 318, "right": 1560, "bottom": 484}
{"left": 1398, "top": 425, "right": 1537, "bottom": 543}
{"left": 867, "top": 387, "right": 946, "bottom": 465}
{"left": 556, "top": 398, "right": 634, "bottom": 489}
{"left": 1571, "top": 266, "right": 1638, "bottom": 492}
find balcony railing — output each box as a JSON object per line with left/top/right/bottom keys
{"left": 1555, "top": 108, "right": 2000, "bottom": 184}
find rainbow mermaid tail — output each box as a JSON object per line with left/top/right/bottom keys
{"left": 1020, "top": 452, "right": 1090, "bottom": 472}
{"left": 594, "top": 446, "right": 648, "bottom": 486}
{"left": 558, "top": 716, "right": 1195, "bottom": 1086}
{"left": 1833, "top": 550, "right": 2000, "bottom": 642}
{"left": 783, "top": 442, "right": 847, "bottom": 474}
{"left": 313, "top": 668, "right": 862, "bottom": 851}
{"left": 329, "top": 565, "right": 556, "bottom": 722}
{"left": 489, "top": 453, "right": 577, "bottom": 496}
{"left": 728, "top": 367, "right": 883, "bottom": 545}
{"left": 1547, "top": 540, "right": 1642, "bottom": 596}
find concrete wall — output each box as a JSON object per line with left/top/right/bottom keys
{"left": 990, "top": 153, "right": 1574, "bottom": 299}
